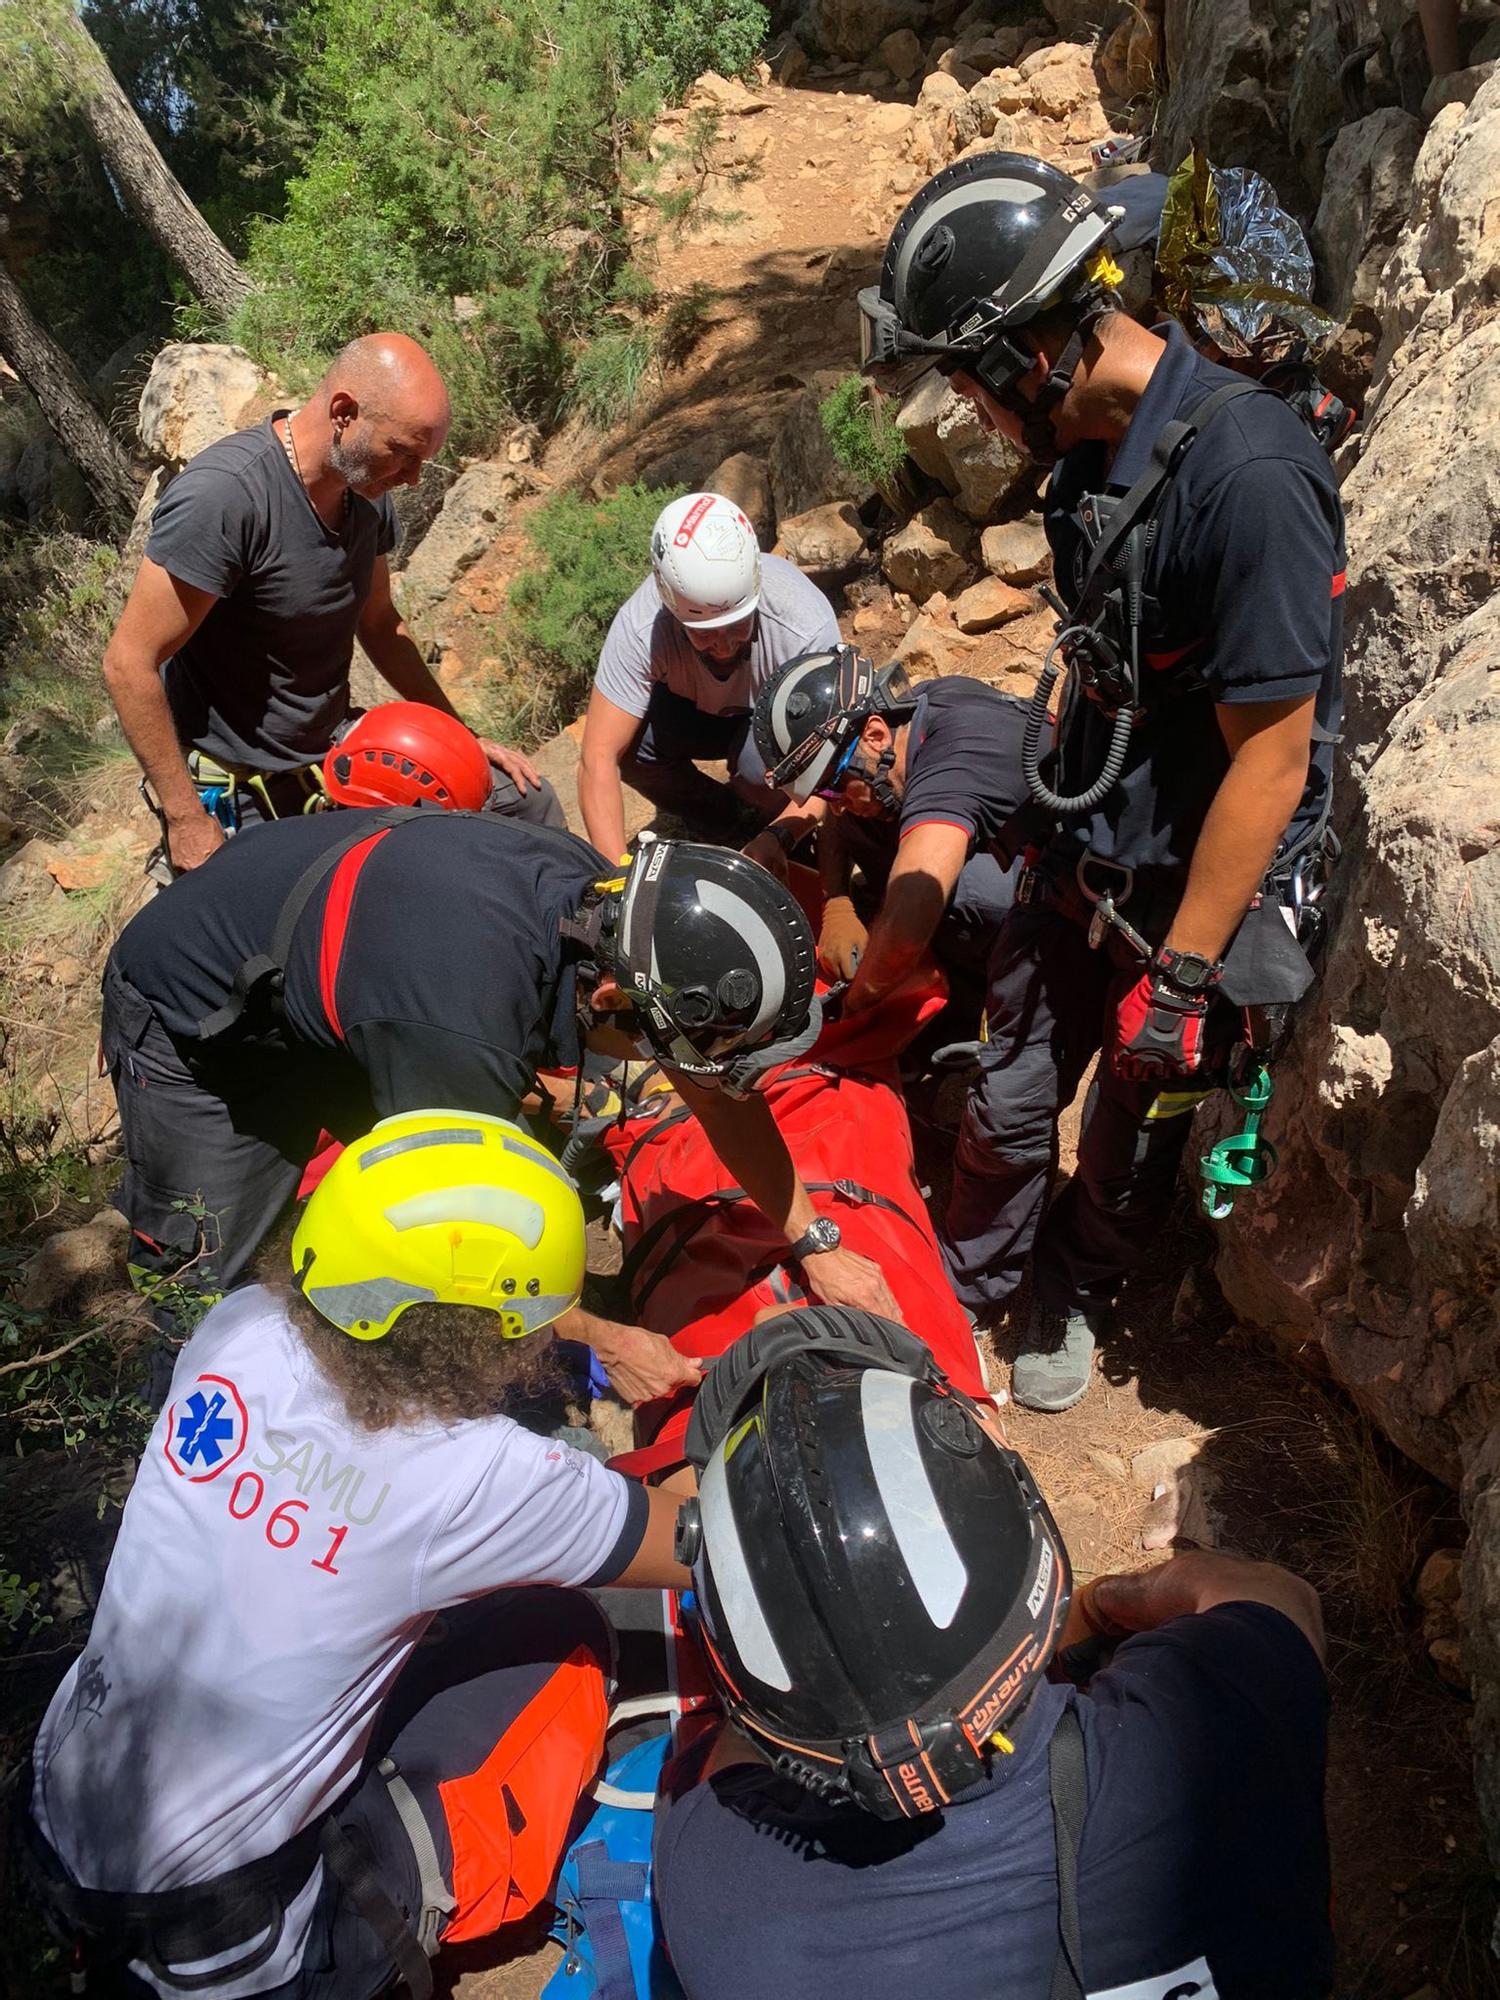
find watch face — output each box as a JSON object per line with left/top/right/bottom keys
{"left": 807, "top": 1217, "right": 841, "bottom": 1254}
{"left": 1164, "top": 951, "right": 1211, "bottom": 993}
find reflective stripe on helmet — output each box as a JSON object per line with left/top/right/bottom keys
{"left": 860, "top": 1371, "right": 968, "bottom": 1629}
{"left": 383, "top": 1185, "right": 547, "bottom": 1247}
{"left": 699, "top": 1423, "right": 793, "bottom": 1692}
{"left": 693, "top": 876, "right": 785, "bottom": 1046}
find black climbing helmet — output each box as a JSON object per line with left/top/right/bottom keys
{"left": 677, "top": 1306, "right": 1071, "bottom": 1821}
{"left": 858, "top": 152, "right": 1123, "bottom": 435}
{"left": 568, "top": 833, "right": 819, "bottom": 1090}
{"left": 753, "top": 646, "right": 916, "bottom": 807}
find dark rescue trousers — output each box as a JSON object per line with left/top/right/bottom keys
{"left": 937, "top": 894, "right": 1222, "bottom": 1316}
{"left": 23, "top": 1590, "right": 613, "bottom": 2000}
{"left": 101, "top": 956, "right": 374, "bottom": 1295}
{"left": 620, "top": 685, "right": 783, "bottom": 838}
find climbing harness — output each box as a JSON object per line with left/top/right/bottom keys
{"left": 1022, "top": 378, "right": 1267, "bottom": 819}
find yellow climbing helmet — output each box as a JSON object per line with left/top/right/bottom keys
{"left": 291, "top": 1110, "right": 586, "bottom": 1341}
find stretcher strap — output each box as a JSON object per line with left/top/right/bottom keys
{"left": 622, "top": 1177, "right": 925, "bottom": 1319}
{"left": 376, "top": 1757, "right": 455, "bottom": 1956}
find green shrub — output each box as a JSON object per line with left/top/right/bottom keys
{"left": 819, "top": 372, "right": 909, "bottom": 504}
{"left": 0, "top": 527, "right": 125, "bottom": 750}
{"left": 508, "top": 482, "right": 682, "bottom": 714}
{"left": 223, "top": 0, "right": 768, "bottom": 456}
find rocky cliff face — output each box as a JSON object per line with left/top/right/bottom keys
{"left": 1196, "top": 54, "right": 1500, "bottom": 1882}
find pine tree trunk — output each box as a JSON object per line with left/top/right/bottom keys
{"left": 60, "top": 17, "right": 253, "bottom": 323}
{"left": 0, "top": 263, "right": 137, "bottom": 525}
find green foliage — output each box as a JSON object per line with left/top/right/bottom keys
{"left": 0, "top": 528, "right": 126, "bottom": 749}
{"left": 0, "top": 1562, "right": 49, "bottom": 1639}
{"left": 819, "top": 373, "right": 909, "bottom": 504}
{"left": 507, "top": 482, "right": 681, "bottom": 717}
{"left": 225, "top": 0, "right": 767, "bottom": 454}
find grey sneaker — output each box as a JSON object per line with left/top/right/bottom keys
{"left": 1011, "top": 1305, "right": 1099, "bottom": 1413}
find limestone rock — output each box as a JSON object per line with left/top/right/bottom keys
{"left": 393, "top": 463, "right": 511, "bottom": 623}
{"left": 804, "top": 0, "right": 925, "bottom": 61}
{"left": 769, "top": 381, "right": 869, "bottom": 521}
{"left": 766, "top": 32, "right": 810, "bottom": 84}
{"left": 137, "top": 344, "right": 281, "bottom": 468}
{"left": 1098, "top": 5, "right": 1162, "bottom": 102}
{"left": 1153, "top": 0, "right": 1312, "bottom": 213}
{"left": 913, "top": 69, "right": 986, "bottom": 155}
{"left": 894, "top": 606, "right": 979, "bottom": 679}
{"left": 1424, "top": 59, "right": 1500, "bottom": 122}
{"left": 684, "top": 71, "right": 767, "bottom": 115}
{"left": 1311, "top": 108, "right": 1424, "bottom": 337}
{"left": 980, "top": 518, "right": 1051, "bottom": 584}
{"left": 877, "top": 27, "right": 922, "bottom": 80}
{"left": 896, "top": 370, "right": 1031, "bottom": 518}
{"left": 19, "top": 1209, "right": 130, "bottom": 1314}
{"left": 882, "top": 501, "right": 975, "bottom": 601}
{"left": 971, "top": 67, "right": 1029, "bottom": 120}
{"left": 706, "top": 451, "right": 774, "bottom": 543}
{"left": 386, "top": 463, "right": 453, "bottom": 575}
{"left": 952, "top": 575, "right": 1033, "bottom": 632}
{"left": 1026, "top": 46, "right": 1094, "bottom": 120}
{"left": 778, "top": 500, "right": 866, "bottom": 571}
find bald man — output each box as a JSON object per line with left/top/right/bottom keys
{"left": 106, "top": 333, "right": 560, "bottom": 874}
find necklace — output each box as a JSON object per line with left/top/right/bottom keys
{"left": 280, "top": 410, "right": 350, "bottom": 523}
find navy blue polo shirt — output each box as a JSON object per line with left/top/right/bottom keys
{"left": 655, "top": 1602, "right": 1333, "bottom": 2000}
{"left": 899, "top": 676, "right": 1032, "bottom": 863}
{"left": 1043, "top": 323, "right": 1345, "bottom": 877}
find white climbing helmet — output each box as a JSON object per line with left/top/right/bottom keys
{"left": 651, "top": 492, "right": 762, "bottom": 630}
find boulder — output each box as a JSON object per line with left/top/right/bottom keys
{"left": 386, "top": 462, "right": 454, "bottom": 574}
{"left": 971, "top": 67, "right": 1029, "bottom": 119}
{"left": 912, "top": 69, "right": 987, "bottom": 156}
{"left": 1311, "top": 108, "right": 1424, "bottom": 330}
{"left": 778, "top": 500, "right": 866, "bottom": 571}
{"left": 882, "top": 500, "right": 975, "bottom": 600}
{"left": 766, "top": 32, "right": 810, "bottom": 84}
{"left": 952, "top": 575, "right": 1033, "bottom": 632}
{"left": 1153, "top": 0, "right": 1312, "bottom": 214}
{"left": 393, "top": 463, "right": 511, "bottom": 623}
{"left": 19, "top": 1210, "right": 130, "bottom": 1315}
{"left": 894, "top": 605, "right": 980, "bottom": 679}
{"left": 1025, "top": 45, "right": 1095, "bottom": 120}
{"left": 137, "top": 343, "right": 281, "bottom": 469}
{"left": 877, "top": 27, "right": 923, "bottom": 80}
{"left": 684, "top": 72, "right": 767, "bottom": 115}
{"left": 895, "top": 371, "right": 1031, "bottom": 518}
{"left": 14, "top": 435, "right": 91, "bottom": 532}
{"left": 769, "top": 381, "right": 869, "bottom": 521}
{"left": 980, "top": 518, "right": 1051, "bottom": 584}
{"left": 804, "top": 0, "right": 925, "bottom": 60}
{"left": 706, "top": 451, "right": 775, "bottom": 543}
{"left": 1098, "top": 5, "right": 1162, "bottom": 102}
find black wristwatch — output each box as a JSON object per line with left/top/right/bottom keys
{"left": 1152, "top": 946, "right": 1222, "bottom": 997}
{"left": 788, "top": 1216, "right": 842, "bottom": 1261}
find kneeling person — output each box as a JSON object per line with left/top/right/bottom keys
{"left": 658, "top": 1308, "right": 1334, "bottom": 2000}
{"left": 579, "top": 492, "right": 842, "bottom": 862}
{"left": 23, "top": 1112, "right": 688, "bottom": 1998}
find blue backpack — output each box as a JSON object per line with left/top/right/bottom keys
{"left": 543, "top": 1731, "right": 684, "bottom": 2000}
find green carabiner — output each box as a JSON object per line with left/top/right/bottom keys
{"left": 1200, "top": 1064, "right": 1278, "bottom": 1221}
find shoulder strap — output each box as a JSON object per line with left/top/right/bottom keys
{"left": 1072, "top": 378, "right": 1267, "bottom": 621}
{"left": 1047, "top": 1704, "right": 1088, "bottom": 2000}
{"left": 195, "top": 807, "right": 431, "bottom": 1041}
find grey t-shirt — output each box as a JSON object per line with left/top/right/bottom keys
{"left": 593, "top": 552, "right": 841, "bottom": 721}
{"left": 146, "top": 413, "right": 398, "bottom": 773}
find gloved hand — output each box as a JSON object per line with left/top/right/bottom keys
{"left": 817, "top": 895, "right": 868, "bottom": 979}
{"left": 1112, "top": 961, "right": 1214, "bottom": 1080}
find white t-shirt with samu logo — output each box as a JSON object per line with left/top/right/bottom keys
{"left": 31, "top": 1286, "right": 638, "bottom": 1988}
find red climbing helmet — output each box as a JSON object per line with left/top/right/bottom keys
{"left": 322, "top": 704, "right": 493, "bottom": 813}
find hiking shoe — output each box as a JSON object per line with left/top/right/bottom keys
{"left": 1011, "top": 1305, "right": 1100, "bottom": 1413}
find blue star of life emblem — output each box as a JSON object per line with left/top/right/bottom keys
{"left": 175, "top": 1388, "right": 235, "bottom": 1467}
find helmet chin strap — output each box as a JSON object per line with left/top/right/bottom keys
{"left": 974, "top": 302, "right": 1104, "bottom": 468}
{"left": 846, "top": 742, "right": 902, "bottom": 815}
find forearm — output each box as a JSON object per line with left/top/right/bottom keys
{"left": 1165, "top": 758, "right": 1306, "bottom": 961}
{"left": 104, "top": 649, "right": 199, "bottom": 818}
{"left": 677, "top": 1081, "right": 817, "bottom": 1242}
{"left": 816, "top": 808, "right": 853, "bottom": 897}
{"left": 846, "top": 881, "right": 943, "bottom": 1012}
{"left": 578, "top": 757, "right": 628, "bottom": 865}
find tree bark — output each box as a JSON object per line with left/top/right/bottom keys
{"left": 57, "top": 16, "right": 253, "bottom": 323}
{"left": 0, "top": 262, "right": 137, "bottom": 525}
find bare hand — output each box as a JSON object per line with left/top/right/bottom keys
{"left": 741, "top": 829, "right": 790, "bottom": 881}
{"left": 590, "top": 1321, "right": 704, "bottom": 1407}
{"left": 801, "top": 1244, "right": 899, "bottom": 1319}
{"left": 817, "top": 895, "right": 867, "bottom": 980}
{"left": 480, "top": 737, "right": 542, "bottom": 792}
{"left": 166, "top": 808, "right": 226, "bottom": 873}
